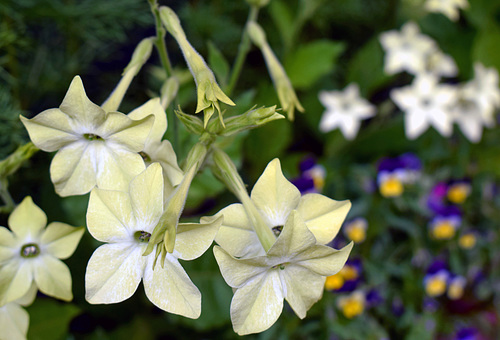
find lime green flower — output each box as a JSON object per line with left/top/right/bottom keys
{"left": 85, "top": 163, "right": 222, "bottom": 318}
{"left": 20, "top": 76, "right": 154, "bottom": 196}
{"left": 127, "top": 97, "right": 184, "bottom": 194}
{"left": 214, "top": 158, "right": 351, "bottom": 258}
{"left": 0, "top": 283, "right": 37, "bottom": 340}
{"left": 0, "top": 197, "right": 84, "bottom": 305}
{"left": 214, "top": 211, "right": 352, "bottom": 335}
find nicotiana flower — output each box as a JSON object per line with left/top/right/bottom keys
{"left": 0, "top": 197, "right": 84, "bottom": 305}
{"left": 85, "top": 163, "right": 221, "bottom": 318}
{"left": 451, "top": 90, "right": 486, "bottom": 143}
{"left": 318, "top": 83, "right": 376, "bottom": 139}
{"left": 0, "top": 283, "right": 37, "bottom": 340}
{"left": 391, "top": 73, "right": 458, "bottom": 139}
{"left": 214, "top": 158, "right": 351, "bottom": 258}
{"left": 214, "top": 210, "right": 352, "bottom": 335}
{"left": 424, "top": 0, "right": 469, "bottom": 21}
{"left": 337, "top": 291, "right": 365, "bottom": 319}
{"left": 127, "top": 97, "right": 184, "bottom": 194}
{"left": 20, "top": 76, "right": 155, "bottom": 196}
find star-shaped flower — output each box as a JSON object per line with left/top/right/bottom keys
{"left": 318, "top": 84, "right": 376, "bottom": 139}
{"left": 214, "top": 210, "right": 352, "bottom": 335}
{"left": 0, "top": 283, "right": 37, "bottom": 340}
{"left": 390, "top": 73, "right": 458, "bottom": 139}
{"left": 424, "top": 0, "right": 469, "bottom": 21}
{"left": 20, "top": 76, "right": 155, "bottom": 196}
{"left": 0, "top": 197, "right": 84, "bottom": 305}
{"left": 214, "top": 158, "right": 351, "bottom": 258}
{"left": 451, "top": 88, "right": 485, "bottom": 143}
{"left": 85, "top": 163, "right": 222, "bottom": 318}
{"left": 379, "top": 22, "right": 437, "bottom": 76}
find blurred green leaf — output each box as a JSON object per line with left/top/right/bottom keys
{"left": 208, "top": 41, "right": 230, "bottom": 88}
{"left": 472, "top": 21, "right": 500, "bottom": 73}
{"left": 27, "top": 299, "right": 80, "bottom": 340}
{"left": 285, "top": 40, "right": 345, "bottom": 89}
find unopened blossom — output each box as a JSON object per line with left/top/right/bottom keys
{"left": 424, "top": 0, "right": 469, "bottom": 21}
{"left": 0, "top": 284, "right": 36, "bottom": 340}
{"left": 0, "top": 197, "right": 84, "bottom": 305}
{"left": 379, "top": 22, "right": 437, "bottom": 75}
{"left": 214, "top": 158, "right": 351, "bottom": 258}
{"left": 214, "top": 211, "right": 352, "bottom": 335}
{"left": 391, "top": 73, "right": 458, "bottom": 139}
{"left": 85, "top": 163, "right": 221, "bottom": 318}
{"left": 20, "top": 76, "right": 154, "bottom": 196}
{"left": 319, "top": 83, "right": 376, "bottom": 139}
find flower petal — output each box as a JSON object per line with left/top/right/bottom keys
{"left": 0, "top": 259, "right": 33, "bottom": 305}
{"left": 174, "top": 215, "right": 222, "bottom": 261}
{"left": 230, "top": 270, "right": 283, "bottom": 335}
{"left": 8, "top": 196, "right": 47, "bottom": 240}
{"left": 41, "top": 223, "right": 84, "bottom": 260}
{"left": 143, "top": 254, "right": 201, "bottom": 318}
{"left": 297, "top": 194, "right": 351, "bottom": 245}
{"left": 129, "top": 163, "right": 164, "bottom": 231}
{"left": 85, "top": 243, "right": 145, "bottom": 304}
{"left": 213, "top": 246, "right": 270, "bottom": 288}
{"left": 50, "top": 141, "right": 97, "bottom": 196}
{"left": 59, "top": 76, "right": 106, "bottom": 128}
{"left": 0, "top": 227, "right": 17, "bottom": 263}
{"left": 251, "top": 159, "right": 301, "bottom": 227}
{"left": 87, "top": 189, "right": 134, "bottom": 243}
{"left": 34, "top": 255, "right": 73, "bottom": 301}
{"left": 97, "top": 112, "right": 154, "bottom": 152}
{"left": 20, "top": 109, "right": 79, "bottom": 152}
{"left": 0, "top": 302, "right": 29, "bottom": 340}
{"left": 214, "top": 204, "right": 263, "bottom": 258}
{"left": 294, "top": 242, "right": 353, "bottom": 276}
{"left": 128, "top": 97, "right": 167, "bottom": 144}
{"left": 281, "top": 265, "right": 325, "bottom": 318}
{"left": 147, "top": 140, "right": 184, "bottom": 188}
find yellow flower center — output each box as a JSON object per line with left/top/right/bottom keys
{"left": 312, "top": 176, "right": 325, "bottom": 191}
{"left": 425, "top": 277, "right": 447, "bottom": 297}
{"left": 432, "top": 222, "right": 455, "bottom": 239}
{"left": 448, "top": 282, "right": 464, "bottom": 300}
{"left": 340, "top": 265, "right": 358, "bottom": 281}
{"left": 459, "top": 233, "right": 476, "bottom": 249}
{"left": 341, "top": 298, "right": 364, "bottom": 318}
{"left": 346, "top": 226, "right": 366, "bottom": 243}
{"left": 380, "top": 177, "right": 404, "bottom": 197}
{"left": 20, "top": 243, "right": 40, "bottom": 258}
{"left": 447, "top": 184, "right": 469, "bottom": 204}
{"left": 325, "top": 274, "right": 344, "bottom": 290}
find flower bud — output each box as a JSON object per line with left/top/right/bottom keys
{"left": 160, "top": 77, "right": 179, "bottom": 109}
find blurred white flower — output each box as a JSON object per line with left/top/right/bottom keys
{"left": 451, "top": 89, "right": 485, "bottom": 143}
{"left": 379, "top": 22, "right": 436, "bottom": 75}
{"left": 427, "top": 50, "right": 458, "bottom": 78}
{"left": 425, "top": 0, "right": 469, "bottom": 21}
{"left": 318, "top": 84, "right": 376, "bottom": 140}
{"left": 462, "top": 62, "right": 500, "bottom": 127}
{"left": 391, "top": 74, "right": 458, "bottom": 139}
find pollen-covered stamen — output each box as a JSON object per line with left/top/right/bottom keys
{"left": 20, "top": 243, "right": 40, "bottom": 258}
{"left": 272, "top": 225, "right": 283, "bottom": 237}
{"left": 134, "top": 231, "right": 151, "bottom": 243}
{"left": 139, "top": 151, "right": 151, "bottom": 162}
{"left": 83, "top": 133, "right": 103, "bottom": 141}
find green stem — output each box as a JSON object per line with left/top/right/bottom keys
{"left": 225, "top": 6, "right": 259, "bottom": 96}
{"left": 0, "top": 179, "right": 15, "bottom": 213}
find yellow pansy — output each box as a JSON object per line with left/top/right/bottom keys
{"left": 447, "top": 276, "right": 466, "bottom": 300}
{"left": 344, "top": 218, "right": 368, "bottom": 243}
{"left": 424, "top": 270, "right": 448, "bottom": 297}
{"left": 20, "top": 76, "right": 154, "bottom": 196}
{"left": 214, "top": 211, "right": 352, "bottom": 335}
{"left": 459, "top": 232, "right": 477, "bottom": 249}
{"left": 85, "top": 163, "right": 222, "bottom": 318}
{"left": 447, "top": 182, "right": 470, "bottom": 204}
{"left": 337, "top": 291, "right": 365, "bottom": 318}
{"left": 0, "top": 197, "right": 84, "bottom": 305}
{"left": 214, "top": 158, "right": 351, "bottom": 258}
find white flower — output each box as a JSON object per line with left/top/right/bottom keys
{"left": 425, "top": 0, "right": 469, "bottom": 21}
{"left": 391, "top": 73, "right": 458, "bottom": 139}
{"left": 318, "top": 84, "right": 376, "bottom": 140}
{"left": 0, "top": 284, "right": 36, "bottom": 340}
{"left": 427, "top": 50, "right": 458, "bottom": 78}
{"left": 462, "top": 62, "right": 500, "bottom": 127}
{"left": 379, "top": 22, "right": 437, "bottom": 75}
{"left": 451, "top": 88, "right": 485, "bottom": 143}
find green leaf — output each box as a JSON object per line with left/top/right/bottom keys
{"left": 26, "top": 299, "right": 80, "bottom": 340}
{"left": 285, "top": 40, "right": 345, "bottom": 89}
{"left": 269, "top": 0, "right": 295, "bottom": 50}
{"left": 405, "top": 315, "right": 436, "bottom": 340}
{"left": 207, "top": 41, "right": 230, "bottom": 87}
{"left": 472, "top": 22, "right": 500, "bottom": 73}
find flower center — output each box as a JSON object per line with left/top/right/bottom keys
{"left": 139, "top": 151, "right": 151, "bottom": 163}
{"left": 83, "top": 133, "right": 103, "bottom": 141}
{"left": 20, "top": 243, "right": 40, "bottom": 258}
{"left": 134, "top": 231, "right": 151, "bottom": 243}
{"left": 272, "top": 225, "right": 283, "bottom": 237}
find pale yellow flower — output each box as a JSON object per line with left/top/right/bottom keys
{"left": 0, "top": 197, "right": 84, "bottom": 305}
{"left": 20, "top": 76, "right": 154, "bottom": 196}
{"left": 0, "top": 283, "right": 37, "bottom": 340}
{"left": 214, "top": 211, "right": 352, "bottom": 335}
{"left": 85, "top": 163, "right": 222, "bottom": 318}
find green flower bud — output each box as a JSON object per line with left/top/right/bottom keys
{"left": 175, "top": 108, "right": 204, "bottom": 135}
{"left": 160, "top": 77, "right": 179, "bottom": 109}
{"left": 0, "top": 142, "right": 39, "bottom": 178}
